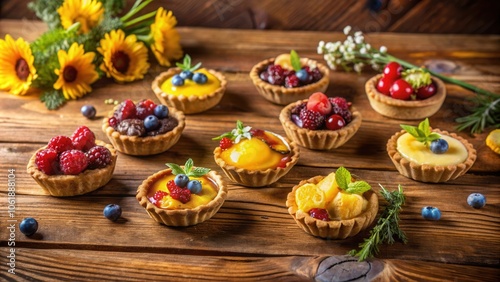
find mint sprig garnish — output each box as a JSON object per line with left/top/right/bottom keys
{"left": 335, "top": 167, "right": 371, "bottom": 194}
{"left": 165, "top": 158, "right": 210, "bottom": 177}
{"left": 176, "top": 54, "right": 202, "bottom": 72}
{"left": 212, "top": 120, "right": 252, "bottom": 144}
{"left": 402, "top": 68, "right": 432, "bottom": 89}
{"left": 290, "top": 50, "right": 302, "bottom": 72}
{"left": 400, "top": 118, "right": 440, "bottom": 146}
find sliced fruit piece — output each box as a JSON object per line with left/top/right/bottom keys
{"left": 316, "top": 172, "right": 340, "bottom": 203}
{"left": 274, "top": 54, "right": 293, "bottom": 70}
{"left": 261, "top": 131, "right": 290, "bottom": 154}
{"left": 328, "top": 192, "right": 364, "bottom": 220}
{"left": 295, "top": 183, "right": 326, "bottom": 212}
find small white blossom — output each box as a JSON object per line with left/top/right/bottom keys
{"left": 360, "top": 47, "right": 367, "bottom": 54}
{"left": 373, "top": 53, "right": 381, "bottom": 58}
{"left": 379, "top": 46, "right": 387, "bottom": 53}
{"left": 354, "top": 35, "right": 364, "bottom": 44}
{"left": 353, "top": 63, "right": 364, "bottom": 73}
{"left": 354, "top": 31, "right": 363, "bottom": 37}
{"left": 343, "top": 25, "right": 352, "bottom": 35}
{"left": 347, "top": 35, "right": 354, "bottom": 43}
{"left": 365, "top": 44, "right": 371, "bottom": 50}
{"left": 318, "top": 41, "right": 325, "bottom": 48}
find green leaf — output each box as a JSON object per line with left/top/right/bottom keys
{"left": 427, "top": 133, "right": 441, "bottom": 142}
{"left": 346, "top": 181, "right": 371, "bottom": 194}
{"left": 418, "top": 118, "right": 431, "bottom": 135}
{"left": 176, "top": 54, "right": 202, "bottom": 71}
{"left": 184, "top": 158, "right": 193, "bottom": 174}
{"left": 190, "top": 167, "right": 211, "bottom": 177}
{"left": 166, "top": 159, "right": 210, "bottom": 177}
{"left": 165, "top": 162, "right": 185, "bottom": 175}
{"left": 189, "top": 62, "right": 202, "bottom": 72}
{"left": 400, "top": 124, "right": 420, "bottom": 138}
{"left": 290, "top": 50, "right": 302, "bottom": 72}
{"left": 335, "top": 167, "right": 350, "bottom": 190}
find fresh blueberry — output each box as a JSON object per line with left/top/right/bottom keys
{"left": 192, "top": 72, "right": 208, "bottom": 84}
{"left": 144, "top": 115, "right": 159, "bottom": 131}
{"left": 430, "top": 139, "right": 449, "bottom": 154}
{"left": 174, "top": 174, "right": 190, "bottom": 188}
{"left": 179, "top": 70, "right": 193, "bottom": 80}
{"left": 291, "top": 114, "right": 303, "bottom": 128}
{"left": 19, "top": 217, "right": 38, "bottom": 236}
{"left": 81, "top": 105, "right": 96, "bottom": 119}
{"left": 421, "top": 206, "right": 441, "bottom": 220}
{"left": 171, "top": 75, "right": 185, "bottom": 86}
{"left": 103, "top": 204, "right": 122, "bottom": 221}
{"left": 296, "top": 69, "right": 309, "bottom": 82}
{"left": 467, "top": 193, "right": 486, "bottom": 209}
{"left": 187, "top": 180, "right": 202, "bottom": 194}
{"left": 154, "top": 104, "right": 169, "bottom": 119}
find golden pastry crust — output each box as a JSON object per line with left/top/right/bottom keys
{"left": 102, "top": 106, "right": 185, "bottom": 156}
{"left": 27, "top": 140, "right": 117, "bottom": 197}
{"left": 279, "top": 99, "right": 362, "bottom": 150}
{"left": 136, "top": 169, "right": 228, "bottom": 226}
{"left": 152, "top": 67, "right": 227, "bottom": 114}
{"left": 387, "top": 129, "right": 477, "bottom": 183}
{"left": 365, "top": 74, "right": 446, "bottom": 120}
{"left": 286, "top": 176, "right": 379, "bottom": 239}
{"left": 213, "top": 133, "right": 300, "bottom": 187}
{"left": 249, "top": 58, "right": 329, "bottom": 105}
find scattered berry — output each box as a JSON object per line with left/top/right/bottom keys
{"left": 285, "top": 74, "right": 300, "bottom": 88}
{"left": 172, "top": 74, "right": 184, "bottom": 86}
{"left": 309, "top": 208, "right": 330, "bottom": 221}
{"left": 174, "top": 174, "right": 190, "bottom": 188}
{"left": 179, "top": 70, "right": 193, "bottom": 79}
{"left": 325, "top": 114, "right": 346, "bottom": 130}
{"left": 330, "top": 104, "right": 352, "bottom": 123}
{"left": 47, "top": 135, "right": 74, "bottom": 153}
{"left": 71, "top": 125, "right": 96, "bottom": 151}
{"left": 299, "top": 107, "right": 324, "bottom": 130}
{"left": 309, "top": 67, "right": 323, "bottom": 82}
{"left": 467, "top": 193, "right": 486, "bottom": 209}
{"left": 114, "top": 99, "right": 136, "bottom": 122}
{"left": 144, "top": 115, "right": 160, "bottom": 131}
{"left": 135, "top": 99, "right": 156, "bottom": 120}
{"left": 103, "top": 204, "right": 122, "bottom": 221}
{"left": 219, "top": 137, "right": 233, "bottom": 150}
{"left": 430, "top": 139, "right": 449, "bottom": 154}
{"left": 154, "top": 104, "right": 169, "bottom": 119}
{"left": 421, "top": 206, "right": 441, "bottom": 220}
{"left": 59, "top": 149, "right": 88, "bottom": 175}
{"left": 187, "top": 180, "right": 202, "bottom": 194}
{"left": 81, "top": 104, "right": 96, "bottom": 119}
{"left": 383, "top": 62, "right": 403, "bottom": 81}
{"left": 167, "top": 180, "right": 191, "bottom": 204}
{"left": 296, "top": 69, "right": 309, "bottom": 82}
{"left": 193, "top": 72, "right": 208, "bottom": 84}
{"left": 390, "top": 79, "right": 413, "bottom": 100}
{"left": 86, "top": 145, "right": 112, "bottom": 169}
{"left": 416, "top": 82, "right": 437, "bottom": 99}
{"left": 307, "top": 92, "right": 332, "bottom": 115}
{"left": 19, "top": 217, "right": 38, "bottom": 236}
{"left": 35, "top": 148, "right": 59, "bottom": 175}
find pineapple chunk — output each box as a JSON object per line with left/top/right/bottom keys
{"left": 295, "top": 183, "right": 326, "bottom": 212}
{"left": 328, "top": 192, "right": 364, "bottom": 220}
{"left": 316, "top": 172, "right": 340, "bottom": 203}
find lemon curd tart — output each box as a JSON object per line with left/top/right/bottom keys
{"left": 160, "top": 68, "right": 220, "bottom": 97}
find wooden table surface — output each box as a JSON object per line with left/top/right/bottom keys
{"left": 1, "top": 20, "right": 499, "bottom": 281}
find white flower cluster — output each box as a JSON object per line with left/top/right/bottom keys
{"left": 317, "top": 26, "right": 389, "bottom": 73}
{"left": 231, "top": 124, "right": 252, "bottom": 144}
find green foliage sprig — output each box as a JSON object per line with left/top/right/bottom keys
{"left": 335, "top": 167, "right": 371, "bottom": 194}
{"left": 165, "top": 158, "right": 210, "bottom": 178}
{"left": 400, "top": 118, "right": 440, "bottom": 146}
{"left": 212, "top": 120, "right": 252, "bottom": 144}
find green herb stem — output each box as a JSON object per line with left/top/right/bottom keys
{"left": 122, "top": 10, "right": 156, "bottom": 28}
{"left": 120, "top": 0, "right": 153, "bottom": 22}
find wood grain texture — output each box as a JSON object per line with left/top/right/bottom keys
{"left": 0, "top": 20, "right": 499, "bottom": 281}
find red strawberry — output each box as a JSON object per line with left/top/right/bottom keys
{"left": 71, "top": 126, "right": 96, "bottom": 151}
{"left": 59, "top": 149, "right": 88, "bottom": 175}
{"left": 299, "top": 107, "right": 324, "bottom": 130}
{"left": 35, "top": 148, "right": 60, "bottom": 175}
{"left": 47, "top": 135, "right": 74, "bottom": 153}
{"left": 309, "top": 208, "right": 330, "bottom": 221}
{"left": 135, "top": 99, "right": 157, "bottom": 119}
{"left": 114, "top": 99, "right": 136, "bottom": 122}
{"left": 306, "top": 92, "right": 332, "bottom": 115}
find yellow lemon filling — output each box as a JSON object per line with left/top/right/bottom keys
{"left": 160, "top": 68, "right": 220, "bottom": 97}
{"left": 486, "top": 129, "right": 500, "bottom": 154}
{"left": 397, "top": 133, "right": 468, "bottom": 166}
{"left": 148, "top": 174, "right": 218, "bottom": 209}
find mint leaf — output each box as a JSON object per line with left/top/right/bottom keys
{"left": 427, "top": 133, "right": 441, "bottom": 142}
{"left": 190, "top": 167, "right": 211, "bottom": 177}
{"left": 290, "top": 50, "right": 302, "bottom": 72}
{"left": 418, "top": 118, "right": 431, "bottom": 134}
{"left": 346, "top": 181, "right": 371, "bottom": 194}
{"left": 165, "top": 162, "right": 185, "bottom": 175}
{"left": 184, "top": 158, "right": 194, "bottom": 174}
{"left": 335, "top": 167, "right": 351, "bottom": 190}
{"left": 166, "top": 158, "right": 210, "bottom": 177}
{"left": 400, "top": 124, "right": 420, "bottom": 138}
{"left": 189, "top": 62, "right": 202, "bottom": 72}
{"left": 176, "top": 54, "right": 202, "bottom": 71}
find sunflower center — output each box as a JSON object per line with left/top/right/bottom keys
{"left": 15, "top": 59, "right": 30, "bottom": 81}
{"left": 63, "top": 66, "right": 78, "bottom": 83}
{"left": 112, "top": 51, "right": 130, "bottom": 74}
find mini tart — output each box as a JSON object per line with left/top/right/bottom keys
{"left": 387, "top": 129, "right": 477, "bottom": 183}
{"left": 152, "top": 67, "right": 227, "bottom": 114}
{"left": 27, "top": 140, "right": 117, "bottom": 197}
{"left": 213, "top": 134, "right": 300, "bottom": 187}
{"left": 136, "top": 168, "right": 228, "bottom": 226}
{"left": 249, "top": 58, "right": 329, "bottom": 105}
{"left": 365, "top": 74, "right": 446, "bottom": 120}
{"left": 286, "top": 176, "right": 378, "bottom": 239}
{"left": 102, "top": 107, "right": 185, "bottom": 156}
{"left": 279, "top": 99, "right": 362, "bottom": 150}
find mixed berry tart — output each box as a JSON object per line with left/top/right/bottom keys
{"left": 286, "top": 167, "right": 378, "bottom": 239}
{"left": 279, "top": 92, "right": 362, "bottom": 150}
{"left": 365, "top": 62, "right": 446, "bottom": 120}
{"left": 387, "top": 118, "right": 477, "bottom": 183}
{"left": 27, "top": 126, "right": 117, "bottom": 197}
{"left": 249, "top": 50, "right": 330, "bottom": 105}
{"left": 102, "top": 99, "right": 185, "bottom": 156}
{"left": 152, "top": 55, "right": 227, "bottom": 114}
{"left": 136, "top": 159, "right": 228, "bottom": 226}
{"left": 212, "top": 120, "right": 300, "bottom": 187}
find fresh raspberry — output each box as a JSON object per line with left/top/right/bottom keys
{"left": 135, "top": 99, "right": 157, "bottom": 119}
{"left": 47, "top": 135, "right": 74, "bottom": 153}
{"left": 283, "top": 69, "right": 296, "bottom": 77}
{"left": 309, "top": 67, "right": 323, "bottom": 82}
{"left": 166, "top": 180, "right": 191, "bottom": 204}
{"left": 219, "top": 137, "right": 233, "bottom": 150}
{"left": 329, "top": 97, "right": 351, "bottom": 110}
{"left": 35, "top": 148, "right": 59, "bottom": 175}
{"left": 114, "top": 99, "right": 136, "bottom": 122}
{"left": 71, "top": 126, "right": 96, "bottom": 151}
{"left": 108, "top": 117, "right": 119, "bottom": 128}
{"left": 152, "top": 190, "right": 168, "bottom": 207}
{"left": 285, "top": 74, "right": 300, "bottom": 88}
{"left": 299, "top": 107, "right": 324, "bottom": 130}
{"left": 85, "top": 146, "right": 112, "bottom": 169}
{"left": 59, "top": 149, "right": 88, "bottom": 175}
{"left": 291, "top": 103, "right": 306, "bottom": 116}
{"left": 309, "top": 208, "right": 330, "bottom": 221}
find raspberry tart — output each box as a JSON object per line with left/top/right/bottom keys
{"left": 213, "top": 121, "right": 300, "bottom": 187}
{"left": 365, "top": 62, "right": 446, "bottom": 120}
{"left": 387, "top": 118, "right": 477, "bottom": 183}
{"left": 27, "top": 126, "right": 117, "bottom": 197}
{"left": 286, "top": 167, "right": 378, "bottom": 239}
{"left": 102, "top": 99, "right": 185, "bottom": 156}
{"left": 279, "top": 92, "right": 362, "bottom": 150}
{"left": 250, "top": 50, "right": 329, "bottom": 105}
{"left": 152, "top": 55, "right": 227, "bottom": 114}
{"left": 136, "top": 159, "right": 228, "bottom": 226}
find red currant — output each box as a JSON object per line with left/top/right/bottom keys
{"left": 383, "top": 62, "right": 403, "bottom": 81}
{"left": 376, "top": 76, "right": 394, "bottom": 96}
{"left": 390, "top": 79, "right": 413, "bottom": 100}
{"left": 219, "top": 137, "right": 233, "bottom": 150}
{"left": 325, "top": 114, "right": 346, "bottom": 130}
{"left": 416, "top": 82, "right": 437, "bottom": 99}
{"left": 309, "top": 208, "right": 330, "bottom": 221}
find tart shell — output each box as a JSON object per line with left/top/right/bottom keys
{"left": 387, "top": 129, "right": 477, "bottom": 183}
{"left": 365, "top": 74, "right": 446, "bottom": 120}
{"left": 26, "top": 140, "right": 117, "bottom": 197}
{"left": 136, "top": 169, "right": 228, "bottom": 226}
{"left": 286, "top": 176, "right": 379, "bottom": 239}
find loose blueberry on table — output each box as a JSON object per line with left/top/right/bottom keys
{"left": 421, "top": 206, "right": 441, "bottom": 220}
{"left": 81, "top": 104, "right": 96, "bottom": 119}
{"left": 20, "top": 217, "right": 38, "bottom": 236}
{"left": 467, "top": 193, "right": 486, "bottom": 209}
{"left": 103, "top": 204, "right": 122, "bottom": 221}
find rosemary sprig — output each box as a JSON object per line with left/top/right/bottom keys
{"left": 348, "top": 184, "right": 408, "bottom": 262}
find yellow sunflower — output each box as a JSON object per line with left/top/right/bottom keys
{"left": 54, "top": 42, "right": 99, "bottom": 100}
{"left": 98, "top": 29, "right": 150, "bottom": 82}
{"left": 150, "top": 7, "right": 183, "bottom": 67}
{"left": 0, "top": 35, "right": 37, "bottom": 95}
{"left": 58, "top": 0, "right": 104, "bottom": 34}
